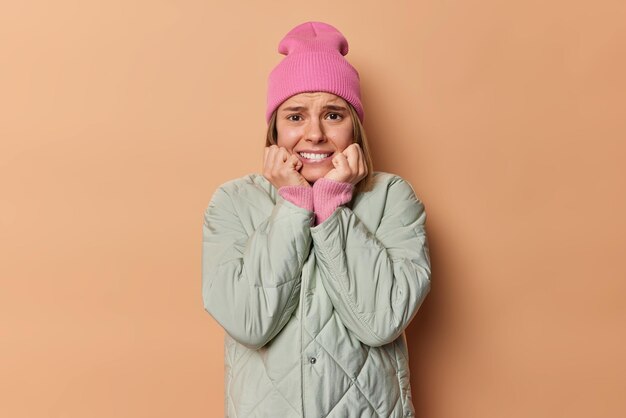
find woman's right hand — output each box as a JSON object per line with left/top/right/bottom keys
{"left": 263, "top": 145, "right": 311, "bottom": 189}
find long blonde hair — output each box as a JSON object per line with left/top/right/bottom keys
{"left": 265, "top": 101, "right": 374, "bottom": 194}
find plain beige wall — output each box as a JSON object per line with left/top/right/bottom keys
{"left": 1, "top": 1, "right": 625, "bottom": 417}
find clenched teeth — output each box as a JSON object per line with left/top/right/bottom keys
{"left": 299, "top": 152, "right": 330, "bottom": 160}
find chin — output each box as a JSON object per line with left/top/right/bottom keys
{"left": 302, "top": 174, "right": 322, "bottom": 184}
{"left": 301, "top": 168, "right": 330, "bottom": 184}
{"left": 304, "top": 177, "right": 321, "bottom": 184}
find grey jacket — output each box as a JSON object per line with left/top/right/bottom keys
{"left": 202, "top": 171, "right": 431, "bottom": 417}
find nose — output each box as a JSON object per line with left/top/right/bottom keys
{"left": 305, "top": 119, "right": 326, "bottom": 144}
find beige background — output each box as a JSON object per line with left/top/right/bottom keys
{"left": 1, "top": 1, "right": 625, "bottom": 417}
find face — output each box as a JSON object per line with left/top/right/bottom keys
{"left": 276, "top": 92, "right": 354, "bottom": 183}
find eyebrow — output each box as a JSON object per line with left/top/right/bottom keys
{"left": 280, "top": 105, "right": 348, "bottom": 112}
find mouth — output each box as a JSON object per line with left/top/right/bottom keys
{"left": 296, "top": 151, "right": 334, "bottom": 163}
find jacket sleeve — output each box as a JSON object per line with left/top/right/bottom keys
{"left": 310, "top": 176, "right": 431, "bottom": 347}
{"left": 202, "top": 185, "right": 314, "bottom": 349}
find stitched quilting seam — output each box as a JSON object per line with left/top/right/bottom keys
{"left": 347, "top": 346, "right": 399, "bottom": 418}
{"left": 258, "top": 361, "right": 301, "bottom": 415}
{"left": 229, "top": 352, "right": 299, "bottom": 415}
{"left": 229, "top": 349, "right": 254, "bottom": 385}
{"left": 323, "top": 385, "right": 355, "bottom": 418}
{"left": 321, "top": 337, "right": 400, "bottom": 418}
{"left": 300, "top": 327, "right": 368, "bottom": 414}
{"left": 239, "top": 387, "right": 273, "bottom": 416}
{"left": 306, "top": 338, "right": 388, "bottom": 418}
{"left": 302, "top": 310, "right": 334, "bottom": 344}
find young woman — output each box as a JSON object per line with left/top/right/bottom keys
{"left": 202, "top": 21, "right": 431, "bottom": 418}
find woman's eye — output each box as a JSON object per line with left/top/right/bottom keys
{"left": 287, "top": 115, "right": 302, "bottom": 121}
{"left": 326, "top": 113, "right": 342, "bottom": 120}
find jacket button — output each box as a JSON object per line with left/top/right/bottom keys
{"left": 309, "top": 357, "right": 317, "bottom": 364}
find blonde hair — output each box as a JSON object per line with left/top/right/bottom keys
{"left": 265, "top": 101, "right": 374, "bottom": 195}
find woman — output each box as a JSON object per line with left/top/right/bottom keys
{"left": 202, "top": 21, "right": 431, "bottom": 418}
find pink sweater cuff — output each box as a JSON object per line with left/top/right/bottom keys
{"left": 278, "top": 185, "right": 314, "bottom": 212}
{"left": 312, "top": 178, "right": 354, "bottom": 225}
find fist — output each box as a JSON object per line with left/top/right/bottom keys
{"left": 323, "top": 143, "right": 368, "bottom": 185}
{"left": 263, "top": 145, "right": 311, "bottom": 189}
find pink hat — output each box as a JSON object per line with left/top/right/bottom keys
{"left": 266, "top": 21, "right": 364, "bottom": 124}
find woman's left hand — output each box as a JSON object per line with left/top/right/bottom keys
{"left": 323, "top": 143, "right": 368, "bottom": 185}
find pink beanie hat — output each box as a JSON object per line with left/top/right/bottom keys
{"left": 266, "top": 21, "right": 364, "bottom": 124}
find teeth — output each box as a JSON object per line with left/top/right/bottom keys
{"left": 299, "top": 152, "right": 330, "bottom": 160}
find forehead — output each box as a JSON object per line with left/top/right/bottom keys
{"left": 279, "top": 92, "right": 347, "bottom": 108}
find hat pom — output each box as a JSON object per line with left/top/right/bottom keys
{"left": 278, "top": 21, "right": 349, "bottom": 56}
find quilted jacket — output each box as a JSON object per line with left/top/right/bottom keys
{"left": 202, "top": 171, "right": 431, "bottom": 418}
